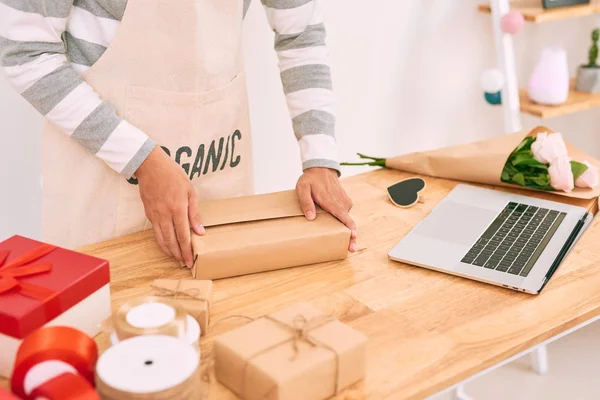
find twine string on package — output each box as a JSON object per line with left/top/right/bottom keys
{"left": 244, "top": 314, "right": 341, "bottom": 398}
{"left": 205, "top": 313, "right": 342, "bottom": 398}
{"left": 150, "top": 280, "right": 208, "bottom": 304}
{"left": 149, "top": 279, "right": 213, "bottom": 334}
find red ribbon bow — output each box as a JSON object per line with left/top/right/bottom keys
{"left": 0, "top": 243, "right": 57, "bottom": 301}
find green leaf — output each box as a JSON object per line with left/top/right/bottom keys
{"left": 504, "top": 162, "right": 518, "bottom": 174}
{"left": 511, "top": 154, "right": 531, "bottom": 165}
{"left": 513, "top": 149, "right": 534, "bottom": 157}
{"left": 531, "top": 176, "right": 550, "bottom": 187}
{"left": 503, "top": 137, "right": 552, "bottom": 188}
{"left": 523, "top": 163, "right": 548, "bottom": 171}
{"left": 512, "top": 173, "right": 525, "bottom": 186}
{"left": 513, "top": 137, "right": 534, "bottom": 154}
{"left": 570, "top": 161, "right": 588, "bottom": 180}
{"left": 511, "top": 153, "right": 547, "bottom": 169}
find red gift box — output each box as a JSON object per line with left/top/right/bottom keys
{"left": 0, "top": 235, "right": 110, "bottom": 378}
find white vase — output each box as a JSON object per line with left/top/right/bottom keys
{"left": 528, "top": 47, "right": 570, "bottom": 105}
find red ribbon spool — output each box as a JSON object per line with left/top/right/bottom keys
{"left": 11, "top": 326, "right": 98, "bottom": 399}
{"left": 0, "top": 387, "right": 20, "bottom": 400}
{"left": 31, "top": 373, "right": 100, "bottom": 400}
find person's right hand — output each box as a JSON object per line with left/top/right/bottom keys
{"left": 135, "top": 147, "right": 205, "bottom": 268}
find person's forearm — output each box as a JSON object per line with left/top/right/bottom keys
{"left": 262, "top": 0, "right": 340, "bottom": 174}
{"left": 0, "top": 0, "right": 155, "bottom": 178}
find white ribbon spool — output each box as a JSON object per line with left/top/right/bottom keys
{"left": 126, "top": 302, "right": 176, "bottom": 328}
{"left": 95, "top": 335, "right": 200, "bottom": 399}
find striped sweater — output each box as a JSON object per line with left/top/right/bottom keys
{"left": 0, "top": 0, "right": 339, "bottom": 179}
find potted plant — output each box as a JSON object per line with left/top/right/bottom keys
{"left": 575, "top": 28, "right": 600, "bottom": 93}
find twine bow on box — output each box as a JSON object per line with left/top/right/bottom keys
{"left": 254, "top": 314, "right": 341, "bottom": 396}
{"left": 263, "top": 314, "right": 337, "bottom": 364}
{"left": 150, "top": 279, "right": 212, "bottom": 329}
{"left": 150, "top": 280, "right": 209, "bottom": 304}
{"left": 205, "top": 313, "right": 342, "bottom": 399}
{"left": 0, "top": 244, "right": 57, "bottom": 301}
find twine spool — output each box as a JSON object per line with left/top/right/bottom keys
{"left": 95, "top": 336, "right": 200, "bottom": 400}
{"left": 113, "top": 297, "right": 187, "bottom": 341}
{"left": 110, "top": 314, "right": 201, "bottom": 353}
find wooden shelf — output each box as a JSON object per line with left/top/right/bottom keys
{"left": 519, "top": 81, "right": 600, "bottom": 118}
{"left": 478, "top": 1, "right": 600, "bottom": 23}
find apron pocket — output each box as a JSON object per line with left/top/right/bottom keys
{"left": 126, "top": 73, "right": 243, "bottom": 108}
{"left": 115, "top": 72, "right": 253, "bottom": 237}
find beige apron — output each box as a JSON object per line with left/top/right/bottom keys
{"left": 42, "top": 0, "right": 254, "bottom": 249}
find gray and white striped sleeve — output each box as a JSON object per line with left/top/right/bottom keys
{"left": 0, "top": 0, "right": 156, "bottom": 178}
{"left": 261, "top": 0, "right": 340, "bottom": 174}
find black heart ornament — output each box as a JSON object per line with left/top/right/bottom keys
{"left": 387, "top": 178, "right": 426, "bottom": 208}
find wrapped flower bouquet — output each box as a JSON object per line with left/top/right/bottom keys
{"left": 341, "top": 126, "right": 600, "bottom": 200}
{"left": 501, "top": 132, "right": 598, "bottom": 192}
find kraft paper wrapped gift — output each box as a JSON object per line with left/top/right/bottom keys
{"left": 191, "top": 191, "right": 351, "bottom": 280}
{"left": 381, "top": 126, "right": 600, "bottom": 214}
{"left": 151, "top": 279, "right": 212, "bottom": 335}
{"left": 213, "top": 302, "right": 367, "bottom": 400}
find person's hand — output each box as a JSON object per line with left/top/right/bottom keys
{"left": 296, "top": 167, "right": 357, "bottom": 252}
{"left": 136, "top": 147, "right": 205, "bottom": 267}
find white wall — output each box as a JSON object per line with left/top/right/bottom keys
{"left": 0, "top": 71, "right": 42, "bottom": 240}
{"left": 1, "top": 0, "right": 599, "bottom": 241}
{"left": 245, "top": 0, "right": 600, "bottom": 192}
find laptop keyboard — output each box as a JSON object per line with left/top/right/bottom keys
{"left": 461, "top": 202, "right": 566, "bottom": 277}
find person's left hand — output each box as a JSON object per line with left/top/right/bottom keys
{"left": 296, "top": 167, "right": 357, "bottom": 252}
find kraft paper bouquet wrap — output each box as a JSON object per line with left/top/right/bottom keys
{"left": 344, "top": 126, "right": 600, "bottom": 201}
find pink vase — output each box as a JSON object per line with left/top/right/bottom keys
{"left": 528, "top": 47, "right": 570, "bottom": 105}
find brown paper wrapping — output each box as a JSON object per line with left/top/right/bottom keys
{"left": 213, "top": 302, "right": 367, "bottom": 400}
{"left": 150, "top": 279, "right": 212, "bottom": 336}
{"left": 386, "top": 126, "right": 600, "bottom": 205}
{"left": 191, "top": 191, "right": 351, "bottom": 280}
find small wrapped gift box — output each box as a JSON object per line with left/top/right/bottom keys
{"left": 0, "top": 235, "right": 110, "bottom": 378}
{"left": 214, "top": 302, "right": 367, "bottom": 400}
{"left": 191, "top": 190, "right": 351, "bottom": 280}
{"left": 150, "top": 279, "right": 212, "bottom": 335}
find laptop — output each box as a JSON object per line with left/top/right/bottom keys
{"left": 388, "top": 184, "right": 594, "bottom": 294}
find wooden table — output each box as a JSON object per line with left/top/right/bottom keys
{"left": 3, "top": 169, "right": 600, "bottom": 399}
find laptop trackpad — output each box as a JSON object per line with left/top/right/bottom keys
{"left": 414, "top": 201, "right": 498, "bottom": 246}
